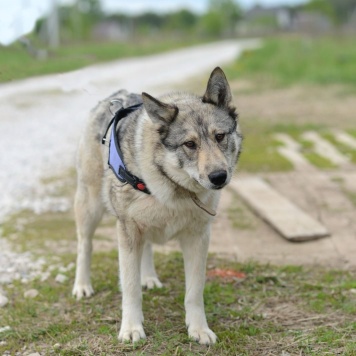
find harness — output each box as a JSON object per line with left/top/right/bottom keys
{"left": 102, "top": 103, "right": 150, "bottom": 194}
{"left": 101, "top": 101, "right": 216, "bottom": 216}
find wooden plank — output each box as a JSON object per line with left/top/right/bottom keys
{"left": 229, "top": 177, "right": 329, "bottom": 242}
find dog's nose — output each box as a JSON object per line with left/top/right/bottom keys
{"left": 208, "top": 170, "right": 227, "bottom": 186}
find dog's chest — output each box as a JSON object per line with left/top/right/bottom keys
{"left": 131, "top": 196, "right": 210, "bottom": 244}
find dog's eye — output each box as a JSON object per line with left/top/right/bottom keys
{"left": 215, "top": 133, "right": 225, "bottom": 142}
{"left": 184, "top": 141, "right": 196, "bottom": 149}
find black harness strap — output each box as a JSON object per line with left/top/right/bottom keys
{"left": 102, "top": 103, "right": 150, "bottom": 195}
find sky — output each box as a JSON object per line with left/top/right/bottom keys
{"left": 0, "top": 0, "right": 308, "bottom": 45}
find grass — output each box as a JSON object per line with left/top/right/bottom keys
{"left": 1, "top": 178, "right": 356, "bottom": 355}
{"left": 0, "top": 38, "right": 207, "bottom": 83}
{"left": 237, "top": 122, "right": 344, "bottom": 172}
{"left": 237, "top": 120, "right": 294, "bottom": 173}
{"left": 0, "top": 166, "right": 355, "bottom": 355}
{"left": 322, "top": 132, "right": 356, "bottom": 164}
{"left": 225, "top": 36, "right": 356, "bottom": 88}
{"left": 1, "top": 221, "right": 356, "bottom": 355}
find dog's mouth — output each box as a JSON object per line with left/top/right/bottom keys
{"left": 193, "top": 178, "right": 228, "bottom": 191}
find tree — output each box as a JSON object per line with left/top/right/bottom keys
{"left": 200, "top": 0, "right": 242, "bottom": 37}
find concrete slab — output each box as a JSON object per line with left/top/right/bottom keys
{"left": 229, "top": 177, "right": 329, "bottom": 242}
{"left": 333, "top": 130, "right": 356, "bottom": 150}
{"left": 302, "top": 131, "right": 350, "bottom": 166}
{"left": 274, "top": 134, "right": 315, "bottom": 171}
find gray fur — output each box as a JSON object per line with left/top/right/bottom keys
{"left": 72, "top": 67, "right": 242, "bottom": 345}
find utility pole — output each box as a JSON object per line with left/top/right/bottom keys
{"left": 47, "top": 0, "right": 60, "bottom": 48}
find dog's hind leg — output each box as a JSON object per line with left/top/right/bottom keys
{"left": 72, "top": 180, "right": 104, "bottom": 300}
{"left": 180, "top": 230, "right": 217, "bottom": 345}
{"left": 140, "top": 241, "right": 162, "bottom": 289}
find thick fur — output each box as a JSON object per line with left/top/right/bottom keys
{"left": 72, "top": 67, "right": 242, "bottom": 345}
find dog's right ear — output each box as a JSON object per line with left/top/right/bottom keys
{"left": 142, "top": 92, "right": 178, "bottom": 125}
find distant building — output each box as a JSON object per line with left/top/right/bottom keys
{"left": 292, "top": 11, "right": 332, "bottom": 33}
{"left": 92, "top": 20, "right": 129, "bottom": 41}
{"left": 238, "top": 5, "right": 332, "bottom": 35}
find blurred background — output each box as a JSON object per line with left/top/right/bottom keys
{"left": 1, "top": 0, "right": 355, "bottom": 82}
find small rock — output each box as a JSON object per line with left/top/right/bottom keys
{"left": 0, "top": 340, "right": 7, "bottom": 345}
{"left": 350, "top": 288, "right": 356, "bottom": 294}
{"left": 55, "top": 274, "right": 67, "bottom": 283}
{"left": 0, "top": 294, "right": 9, "bottom": 307}
{"left": 27, "top": 353, "right": 41, "bottom": 356}
{"left": 66, "top": 262, "right": 75, "bottom": 271}
{"left": 0, "top": 326, "right": 11, "bottom": 333}
{"left": 24, "top": 289, "right": 39, "bottom": 299}
{"left": 58, "top": 266, "right": 67, "bottom": 273}
{"left": 53, "top": 343, "right": 61, "bottom": 349}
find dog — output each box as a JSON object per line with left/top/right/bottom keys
{"left": 72, "top": 67, "right": 242, "bottom": 345}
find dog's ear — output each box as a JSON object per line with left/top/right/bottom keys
{"left": 142, "top": 92, "right": 178, "bottom": 124}
{"left": 202, "top": 67, "right": 232, "bottom": 108}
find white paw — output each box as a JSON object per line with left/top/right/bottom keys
{"left": 141, "top": 276, "right": 162, "bottom": 289}
{"left": 72, "top": 282, "right": 94, "bottom": 300}
{"left": 188, "top": 327, "right": 217, "bottom": 345}
{"left": 118, "top": 325, "right": 146, "bottom": 343}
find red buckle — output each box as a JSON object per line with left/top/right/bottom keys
{"left": 136, "top": 183, "right": 146, "bottom": 191}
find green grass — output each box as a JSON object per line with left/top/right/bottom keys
{"left": 238, "top": 120, "right": 294, "bottom": 172}
{"left": 0, "top": 38, "right": 207, "bottom": 83}
{"left": 1, "top": 206, "right": 356, "bottom": 355}
{"left": 225, "top": 36, "right": 356, "bottom": 88}
{"left": 238, "top": 122, "right": 341, "bottom": 172}
{"left": 322, "top": 132, "right": 356, "bottom": 164}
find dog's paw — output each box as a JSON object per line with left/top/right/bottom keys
{"left": 118, "top": 325, "right": 146, "bottom": 343}
{"left": 72, "top": 283, "right": 94, "bottom": 300}
{"left": 188, "top": 327, "right": 217, "bottom": 345}
{"left": 141, "top": 276, "right": 162, "bottom": 289}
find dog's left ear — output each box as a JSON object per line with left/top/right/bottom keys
{"left": 203, "top": 67, "right": 232, "bottom": 108}
{"left": 142, "top": 92, "right": 178, "bottom": 125}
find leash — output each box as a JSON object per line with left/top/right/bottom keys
{"left": 189, "top": 192, "right": 217, "bottom": 217}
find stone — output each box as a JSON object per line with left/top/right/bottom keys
{"left": 0, "top": 294, "right": 9, "bottom": 307}
{"left": 55, "top": 274, "right": 67, "bottom": 283}
{"left": 0, "top": 326, "right": 11, "bottom": 333}
{"left": 24, "top": 289, "right": 39, "bottom": 299}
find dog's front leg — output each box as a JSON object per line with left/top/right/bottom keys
{"left": 180, "top": 229, "right": 217, "bottom": 345}
{"left": 117, "top": 219, "right": 146, "bottom": 343}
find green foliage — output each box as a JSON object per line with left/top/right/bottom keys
{"left": 226, "top": 37, "right": 356, "bottom": 87}
{"left": 199, "top": 11, "right": 225, "bottom": 37}
{"left": 200, "top": 0, "right": 242, "bottom": 37}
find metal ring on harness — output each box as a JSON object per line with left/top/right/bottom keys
{"left": 109, "top": 99, "right": 122, "bottom": 116}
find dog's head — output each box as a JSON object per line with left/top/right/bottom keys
{"left": 142, "top": 67, "right": 242, "bottom": 192}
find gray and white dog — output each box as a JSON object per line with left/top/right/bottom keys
{"left": 72, "top": 67, "right": 242, "bottom": 344}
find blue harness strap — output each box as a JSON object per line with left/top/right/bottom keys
{"left": 102, "top": 103, "right": 150, "bottom": 194}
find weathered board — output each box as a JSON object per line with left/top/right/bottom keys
{"left": 229, "top": 177, "right": 329, "bottom": 242}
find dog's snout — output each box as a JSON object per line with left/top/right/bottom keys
{"left": 208, "top": 170, "right": 227, "bottom": 186}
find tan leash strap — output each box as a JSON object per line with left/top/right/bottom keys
{"left": 189, "top": 192, "right": 216, "bottom": 217}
